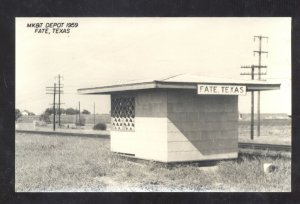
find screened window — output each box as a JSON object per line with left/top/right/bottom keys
{"left": 111, "top": 97, "right": 135, "bottom": 131}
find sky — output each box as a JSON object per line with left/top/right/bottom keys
{"left": 16, "top": 17, "right": 291, "bottom": 115}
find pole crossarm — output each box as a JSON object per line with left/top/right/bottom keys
{"left": 46, "top": 86, "right": 64, "bottom": 89}
{"left": 46, "top": 91, "right": 64, "bottom": 94}
{"left": 254, "top": 35, "right": 268, "bottom": 39}
{"left": 55, "top": 75, "right": 64, "bottom": 79}
{"left": 240, "top": 65, "right": 267, "bottom": 68}
{"left": 253, "top": 51, "right": 268, "bottom": 54}
{"left": 240, "top": 72, "right": 267, "bottom": 75}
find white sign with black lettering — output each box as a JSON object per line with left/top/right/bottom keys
{"left": 197, "top": 84, "right": 246, "bottom": 95}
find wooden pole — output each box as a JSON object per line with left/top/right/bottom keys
{"left": 251, "top": 91, "right": 254, "bottom": 140}
{"left": 79, "top": 101, "right": 81, "bottom": 122}
{"left": 58, "top": 74, "right": 61, "bottom": 127}
{"left": 75, "top": 107, "right": 78, "bottom": 124}
{"left": 254, "top": 35, "right": 268, "bottom": 137}
{"left": 53, "top": 83, "right": 56, "bottom": 131}
{"left": 94, "top": 102, "right": 95, "bottom": 127}
{"left": 251, "top": 66, "right": 254, "bottom": 140}
{"left": 257, "top": 37, "right": 262, "bottom": 137}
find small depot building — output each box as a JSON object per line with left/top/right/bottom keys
{"left": 78, "top": 74, "right": 280, "bottom": 163}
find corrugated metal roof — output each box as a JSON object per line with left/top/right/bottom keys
{"left": 78, "top": 74, "right": 280, "bottom": 94}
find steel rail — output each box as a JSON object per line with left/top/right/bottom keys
{"left": 238, "top": 142, "right": 291, "bottom": 152}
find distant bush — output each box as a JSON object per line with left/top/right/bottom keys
{"left": 39, "top": 113, "right": 51, "bottom": 123}
{"left": 76, "top": 117, "right": 86, "bottom": 126}
{"left": 66, "top": 108, "right": 79, "bottom": 115}
{"left": 82, "top": 109, "right": 91, "bottom": 114}
{"left": 15, "top": 109, "right": 22, "bottom": 121}
{"left": 34, "top": 120, "right": 47, "bottom": 127}
{"left": 93, "top": 123, "right": 107, "bottom": 130}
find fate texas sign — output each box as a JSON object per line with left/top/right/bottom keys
{"left": 197, "top": 84, "right": 246, "bottom": 95}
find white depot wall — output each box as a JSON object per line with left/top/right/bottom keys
{"left": 111, "top": 131, "right": 136, "bottom": 154}
{"left": 111, "top": 89, "right": 239, "bottom": 163}
{"left": 166, "top": 90, "right": 239, "bottom": 162}
{"left": 111, "top": 90, "right": 168, "bottom": 162}
{"left": 133, "top": 117, "right": 168, "bottom": 161}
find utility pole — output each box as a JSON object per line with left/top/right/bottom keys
{"left": 250, "top": 66, "right": 254, "bottom": 140}
{"left": 53, "top": 84, "right": 56, "bottom": 131}
{"left": 46, "top": 80, "right": 65, "bottom": 131}
{"left": 254, "top": 36, "right": 268, "bottom": 136}
{"left": 241, "top": 66, "right": 254, "bottom": 139}
{"left": 240, "top": 35, "right": 268, "bottom": 140}
{"left": 241, "top": 65, "right": 267, "bottom": 140}
{"left": 94, "top": 102, "right": 96, "bottom": 128}
{"left": 46, "top": 83, "right": 57, "bottom": 131}
{"left": 78, "top": 101, "right": 81, "bottom": 122}
{"left": 55, "top": 74, "right": 64, "bottom": 127}
{"left": 75, "top": 106, "right": 78, "bottom": 124}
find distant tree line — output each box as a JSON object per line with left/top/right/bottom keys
{"left": 15, "top": 109, "right": 22, "bottom": 121}
{"left": 39, "top": 107, "right": 91, "bottom": 123}
{"left": 16, "top": 107, "right": 91, "bottom": 122}
{"left": 42, "top": 108, "right": 91, "bottom": 115}
{"left": 15, "top": 109, "right": 35, "bottom": 121}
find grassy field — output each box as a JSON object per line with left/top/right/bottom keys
{"left": 238, "top": 122, "right": 291, "bottom": 145}
{"left": 15, "top": 132, "right": 291, "bottom": 192}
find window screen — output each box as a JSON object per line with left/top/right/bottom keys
{"left": 111, "top": 97, "right": 135, "bottom": 131}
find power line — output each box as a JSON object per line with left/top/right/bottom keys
{"left": 265, "top": 77, "right": 291, "bottom": 80}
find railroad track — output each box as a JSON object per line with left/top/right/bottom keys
{"left": 17, "top": 130, "right": 291, "bottom": 152}
{"left": 238, "top": 142, "right": 291, "bottom": 152}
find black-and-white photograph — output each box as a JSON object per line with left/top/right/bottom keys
{"left": 15, "top": 17, "right": 291, "bottom": 192}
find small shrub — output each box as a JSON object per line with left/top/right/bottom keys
{"left": 15, "top": 109, "right": 22, "bottom": 121}
{"left": 39, "top": 113, "right": 51, "bottom": 123}
{"left": 76, "top": 117, "right": 86, "bottom": 126}
{"left": 93, "top": 123, "right": 107, "bottom": 130}
{"left": 35, "top": 121, "right": 47, "bottom": 127}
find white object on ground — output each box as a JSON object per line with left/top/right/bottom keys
{"left": 199, "top": 166, "right": 219, "bottom": 172}
{"left": 263, "top": 163, "right": 277, "bottom": 173}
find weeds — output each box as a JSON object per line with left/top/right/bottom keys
{"left": 15, "top": 133, "right": 291, "bottom": 192}
{"left": 217, "top": 153, "right": 291, "bottom": 191}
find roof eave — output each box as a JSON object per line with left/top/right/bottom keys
{"left": 246, "top": 83, "right": 281, "bottom": 91}
{"left": 77, "top": 81, "right": 281, "bottom": 94}
{"left": 78, "top": 81, "right": 157, "bottom": 94}
{"left": 156, "top": 81, "right": 281, "bottom": 91}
